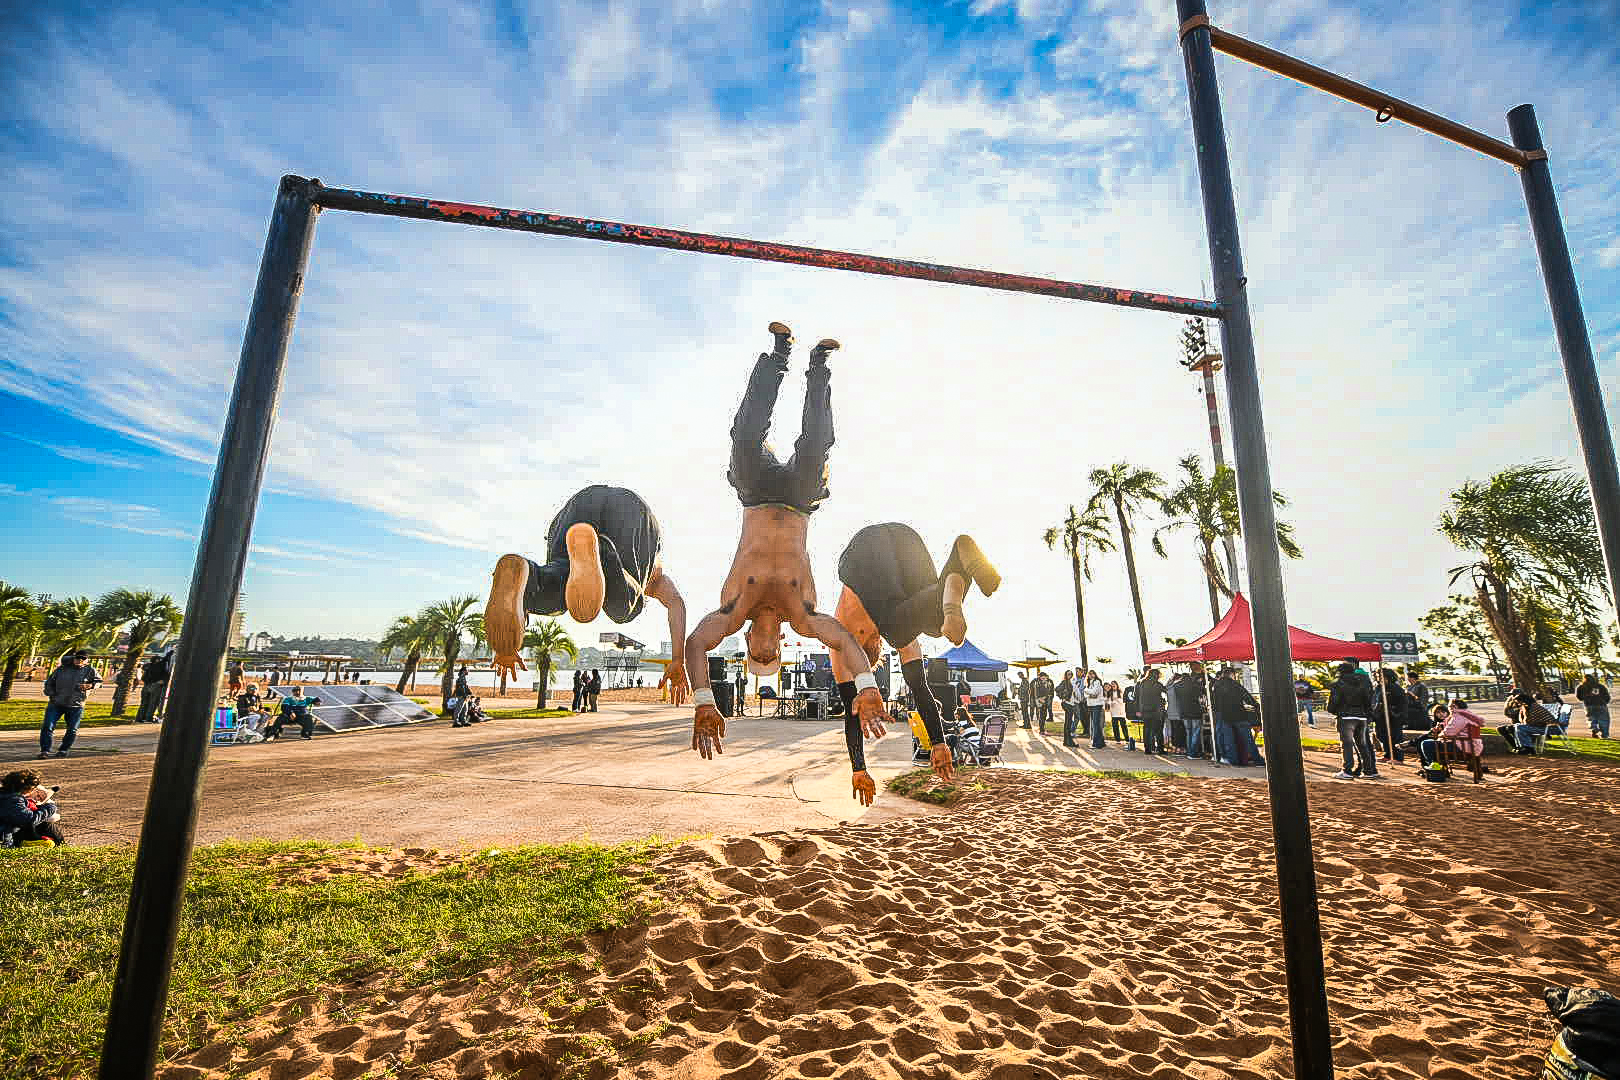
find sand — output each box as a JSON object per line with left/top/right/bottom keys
{"left": 157, "top": 754, "right": 1620, "bottom": 1080}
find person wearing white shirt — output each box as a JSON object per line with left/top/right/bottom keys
{"left": 1083, "top": 670, "right": 1106, "bottom": 749}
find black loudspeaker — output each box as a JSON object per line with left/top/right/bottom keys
{"left": 708, "top": 656, "right": 728, "bottom": 683}
{"left": 807, "top": 669, "right": 834, "bottom": 691}
{"left": 925, "top": 658, "right": 950, "bottom": 684}
{"left": 713, "top": 681, "right": 735, "bottom": 717}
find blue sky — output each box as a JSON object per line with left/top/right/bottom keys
{"left": 2, "top": 0, "right": 1617, "bottom": 665}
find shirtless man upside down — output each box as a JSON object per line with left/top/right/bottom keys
{"left": 684, "top": 322, "right": 890, "bottom": 804}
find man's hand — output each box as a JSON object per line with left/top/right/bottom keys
{"left": 851, "top": 770, "right": 876, "bottom": 806}
{"left": 852, "top": 687, "right": 889, "bottom": 740}
{"left": 692, "top": 703, "right": 725, "bottom": 758}
{"left": 492, "top": 651, "right": 527, "bottom": 684}
{"left": 659, "top": 663, "right": 690, "bottom": 707}
{"left": 929, "top": 743, "right": 956, "bottom": 783}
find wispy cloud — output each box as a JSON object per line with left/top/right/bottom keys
{"left": 2, "top": 430, "right": 143, "bottom": 470}
{"left": 1, "top": 1, "right": 1615, "bottom": 651}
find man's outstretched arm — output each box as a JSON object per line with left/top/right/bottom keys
{"left": 684, "top": 607, "right": 742, "bottom": 759}
{"left": 796, "top": 611, "right": 889, "bottom": 739}
{"left": 897, "top": 639, "right": 954, "bottom": 782}
{"left": 646, "top": 569, "right": 688, "bottom": 706}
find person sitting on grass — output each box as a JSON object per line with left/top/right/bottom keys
{"left": 268, "top": 686, "right": 320, "bottom": 741}
{"left": 1, "top": 769, "right": 66, "bottom": 847}
{"left": 1500, "top": 689, "right": 1559, "bottom": 754}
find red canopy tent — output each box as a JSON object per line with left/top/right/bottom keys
{"left": 1143, "top": 593, "right": 1382, "bottom": 664}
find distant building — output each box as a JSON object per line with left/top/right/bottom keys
{"left": 228, "top": 594, "right": 247, "bottom": 650}
{"left": 246, "top": 631, "right": 273, "bottom": 652}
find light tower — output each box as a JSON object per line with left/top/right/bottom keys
{"left": 1180, "top": 317, "right": 1241, "bottom": 590}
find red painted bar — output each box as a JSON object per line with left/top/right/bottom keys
{"left": 313, "top": 182, "right": 1220, "bottom": 319}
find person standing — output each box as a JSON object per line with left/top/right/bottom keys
{"left": 571, "top": 669, "right": 585, "bottom": 712}
{"left": 1035, "top": 670, "right": 1055, "bottom": 731}
{"left": 1577, "top": 673, "right": 1611, "bottom": 739}
{"left": 588, "top": 669, "right": 602, "bottom": 712}
{"left": 1164, "top": 671, "right": 1185, "bottom": 752}
{"left": 453, "top": 665, "right": 472, "bottom": 702}
{"left": 1293, "top": 675, "right": 1316, "bottom": 727}
{"left": 1136, "top": 668, "right": 1167, "bottom": 755}
{"left": 1327, "top": 661, "right": 1379, "bottom": 779}
{"left": 1405, "top": 670, "right": 1431, "bottom": 718}
{"left": 227, "top": 660, "right": 245, "bottom": 696}
{"left": 39, "top": 650, "right": 101, "bottom": 760}
{"left": 1055, "top": 670, "right": 1078, "bottom": 747}
{"left": 1105, "top": 680, "right": 1134, "bottom": 750}
{"left": 1211, "top": 666, "right": 1262, "bottom": 766}
{"left": 134, "top": 649, "right": 171, "bottom": 724}
{"left": 1017, "top": 671, "right": 1032, "bottom": 729}
{"left": 1371, "top": 668, "right": 1411, "bottom": 763}
{"left": 1173, "top": 663, "right": 1208, "bottom": 759}
{"left": 1083, "top": 669, "right": 1106, "bottom": 750}
{"left": 734, "top": 667, "right": 749, "bottom": 717}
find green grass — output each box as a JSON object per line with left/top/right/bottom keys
{"left": 0, "top": 700, "right": 128, "bottom": 732}
{"left": 886, "top": 767, "right": 989, "bottom": 806}
{"left": 485, "top": 706, "right": 575, "bottom": 720}
{"left": 1063, "top": 768, "right": 1175, "bottom": 780}
{"left": 0, "top": 839, "right": 661, "bottom": 1079}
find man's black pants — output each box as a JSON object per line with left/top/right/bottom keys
{"left": 727, "top": 349, "right": 833, "bottom": 514}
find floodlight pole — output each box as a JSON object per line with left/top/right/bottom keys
{"left": 1509, "top": 105, "right": 1620, "bottom": 609}
{"left": 98, "top": 176, "right": 319, "bottom": 1080}
{"left": 1177, "top": 4, "right": 1335, "bottom": 1080}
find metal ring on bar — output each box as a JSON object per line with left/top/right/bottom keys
{"left": 1524, "top": 148, "right": 1548, "bottom": 162}
{"left": 1178, "top": 14, "right": 1211, "bottom": 40}
{"left": 1375, "top": 104, "right": 1393, "bottom": 123}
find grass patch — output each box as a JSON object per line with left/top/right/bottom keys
{"left": 1066, "top": 769, "right": 1175, "bottom": 780}
{"left": 486, "top": 706, "right": 575, "bottom": 720}
{"left": 886, "top": 767, "right": 989, "bottom": 806}
{"left": 0, "top": 700, "right": 128, "bottom": 732}
{"left": 0, "top": 838, "right": 661, "bottom": 1079}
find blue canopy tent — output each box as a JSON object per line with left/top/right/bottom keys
{"left": 937, "top": 640, "right": 1008, "bottom": 673}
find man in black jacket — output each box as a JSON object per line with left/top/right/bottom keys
{"left": 1327, "top": 661, "right": 1379, "bottom": 778}
{"left": 1577, "top": 673, "right": 1611, "bottom": 739}
{"left": 1136, "top": 668, "right": 1168, "bottom": 755}
{"left": 1210, "top": 666, "right": 1262, "bottom": 766}
{"left": 39, "top": 651, "right": 101, "bottom": 759}
{"left": 1172, "top": 662, "right": 1209, "bottom": 759}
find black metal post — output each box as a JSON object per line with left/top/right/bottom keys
{"left": 1508, "top": 105, "right": 1620, "bottom": 608}
{"left": 1177, "top": 3, "right": 1335, "bottom": 1077}
{"left": 98, "top": 176, "right": 320, "bottom": 1080}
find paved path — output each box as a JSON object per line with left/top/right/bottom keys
{"left": 3, "top": 699, "right": 1525, "bottom": 849}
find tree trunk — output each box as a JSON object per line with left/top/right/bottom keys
{"left": 537, "top": 656, "right": 551, "bottom": 709}
{"left": 440, "top": 635, "right": 461, "bottom": 712}
{"left": 111, "top": 643, "right": 146, "bottom": 717}
{"left": 0, "top": 650, "right": 20, "bottom": 701}
{"left": 1114, "top": 497, "right": 1150, "bottom": 662}
{"left": 1473, "top": 581, "right": 1539, "bottom": 691}
{"left": 1069, "top": 551, "right": 1089, "bottom": 671}
{"left": 393, "top": 654, "right": 417, "bottom": 696}
{"left": 1201, "top": 541, "right": 1222, "bottom": 624}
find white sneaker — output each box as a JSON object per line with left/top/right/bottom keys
{"left": 1332, "top": 770, "right": 1356, "bottom": 779}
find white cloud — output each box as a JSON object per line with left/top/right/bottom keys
{"left": 2, "top": 1, "right": 1616, "bottom": 658}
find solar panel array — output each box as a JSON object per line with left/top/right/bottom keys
{"left": 287, "top": 685, "right": 437, "bottom": 733}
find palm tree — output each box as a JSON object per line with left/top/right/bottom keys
{"left": 524, "top": 620, "right": 579, "bottom": 709}
{"left": 40, "top": 596, "right": 115, "bottom": 661}
{"left": 91, "top": 589, "right": 183, "bottom": 716}
{"left": 1043, "top": 504, "right": 1114, "bottom": 671}
{"left": 379, "top": 613, "right": 434, "bottom": 694}
{"left": 0, "top": 583, "right": 42, "bottom": 701}
{"left": 1089, "top": 462, "right": 1166, "bottom": 662}
{"left": 419, "top": 595, "right": 482, "bottom": 710}
{"left": 1154, "top": 454, "right": 1301, "bottom": 623}
{"left": 1439, "top": 461, "right": 1606, "bottom": 691}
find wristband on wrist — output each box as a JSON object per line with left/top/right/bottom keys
{"left": 854, "top": 672, "right": 878, "bottom": 694}
{"left": 693, "top": 689, "right": 716, "bottom": 707}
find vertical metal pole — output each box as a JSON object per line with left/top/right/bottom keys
{"left": 1176, "top": 3, "right": 1335, "bottom": 1077}
{"left": 1508, "top": 105, "right": 1620, "bottom": 607}
{"left": 99, "top": 175, "right": 320, "bottom": 1080}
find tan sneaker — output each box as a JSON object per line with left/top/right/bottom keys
{"left": 809, "top": 338, "right": 840, "bottom": 365}
{"left": 952, "top": 534, "right": 1001, "bottom": 596}
{"left": 768, "top": 320, "right": 793, "bottom": 356}
{"left": 486, "top": 555, "right": 529, "bottom": 661}
{"left": 565, "top": 523, "right": 606, "bottom": 622}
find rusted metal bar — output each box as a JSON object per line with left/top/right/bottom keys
{"left": 313, "top": 182, "right": 1220, "bottom": 318}
{"left": 1191, "top": 21, "right": 1532, "bottom": 168}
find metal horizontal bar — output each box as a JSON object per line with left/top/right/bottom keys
{"left": 1204, "top": 25, "right": 1530, "bottom": 168}
{"left": 312, "top": 182, "right": 1220, "bottom": 318}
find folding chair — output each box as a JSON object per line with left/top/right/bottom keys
{"left": 973, "top": 713, "right": 1007, "bottom": 765}
{"left": 1439, "top": 737, "right": 1484, "bottom": 783}
{"left": 1531, "top": 704, "right": 1577, "bottom": 755}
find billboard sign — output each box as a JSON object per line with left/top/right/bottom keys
{"left": 1354, "top": 632, "right": 1419, "bottom": 664}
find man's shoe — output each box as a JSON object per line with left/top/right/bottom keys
{"left": 809, "top": 338, "right": 840, "bottom": 366}
{"left": 951, "top": 535, "right": 1002, "bottom": 597}
{"left": 564, "top": 523, "right": 606, "bottom": 622}
{"left": 54, "top": 750, "right": 68, "bottom": 758}
{"left": 36, "top": 752, "right": 51, "bottom": 760}
{"left": 768, "top": 320, "right": 793, "bottom": 358}
{"left": 486, "top": 554, "right": 530, "bottom": 664}
{"left": 1332, "top": 770, "right": 1356, "bottom": 779}
{"left": 1363, "top": 772, "right": 1383, "bottom": 779}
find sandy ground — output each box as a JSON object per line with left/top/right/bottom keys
{"left": 150, "top": 754, "right": 1620, "bottom": 1080}
{"left": 9, "top": 697, "right": 1610, "bottom": 1079}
